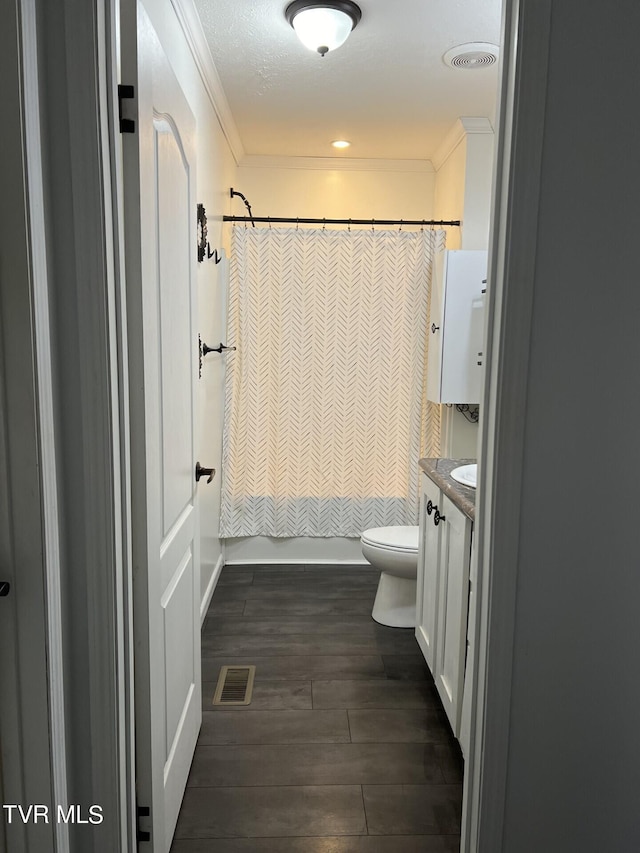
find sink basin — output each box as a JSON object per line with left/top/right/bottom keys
{"left": 450, "top": 464, "right": 477, "bottom": 489}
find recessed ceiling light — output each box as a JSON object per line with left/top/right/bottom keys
{"left": 332, "top": 140, "right": 351, "bottom": 149}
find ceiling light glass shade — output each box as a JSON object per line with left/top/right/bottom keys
{"left": 286, "top": 2, "right": 362, "bottom": 56}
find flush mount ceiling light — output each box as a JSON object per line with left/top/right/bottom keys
{"left": 331, "top": 139, "right": 351, "bottom": 148}
{"left": 285, "top": 1, "right": 362, "bottom": 57}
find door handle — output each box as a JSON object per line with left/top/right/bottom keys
{"left": 426, "top": 499, "right": 434, "bottom": 516}
{"left": 0, "top": 581, "right": 10, "bottom": 597}
{"left": 431, "top": 323, "right": 440, "bottom": 333}
{"left": 195, "top": 462, "right": 215, "bottom": 484}
{"left": 434, "top": 508, "right": 446, "bottom": 526}
{"left": 202, "top": 342, "right": 236, "bottom": 356}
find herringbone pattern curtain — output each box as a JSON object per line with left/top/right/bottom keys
{"left": 220, "top": 226, "right": 443, "bottom": 538}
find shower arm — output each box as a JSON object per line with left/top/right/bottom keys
{"left": 229, "top": 188, "right": 255, "bottom": 227}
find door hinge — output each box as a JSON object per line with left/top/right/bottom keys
{"left": 136, "top": 805, "right": 151, "bottom": 844}
{"left": 118, "top": 84, "right": 136, "bottom": 134}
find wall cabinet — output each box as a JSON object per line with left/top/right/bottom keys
{"left": 426, "top": 249, "right": 487, "bottom": 404}
{"left": 416, "top": 473, "right": 472, "bottom": 740}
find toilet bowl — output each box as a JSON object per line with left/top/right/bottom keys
{"left": 360, "top": 526, "right": 419, "bottom": 628}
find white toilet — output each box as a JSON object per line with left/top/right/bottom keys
{"left": 360, "top": 525, "right": 419, "bottom": 628}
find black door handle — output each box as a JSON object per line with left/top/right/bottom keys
{"left": 195, "top": 462, "right": 215, "bottom": 484}
{"left": 0, "top": 581, "right": 10, "bottom": 597}
{"left": 434, "top": 509, "right": 446, "bottom": 526}
{"left": 426, "top": 500, "right": 434, "bottom": 516}
{"left": 202, "top": 342, "right": 236, "bottom": 356}
{"left": 431, "top": 323, "right": 440, "bottom": 333}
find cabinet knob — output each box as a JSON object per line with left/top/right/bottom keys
{"left": 426, "top": 499, "right": 434, "bottom": 516}
{"left": 431, "top": 323, "right": 440, "bottom": 334}
{"left": 434, "top": 508, "right": 446, "bottom": 526}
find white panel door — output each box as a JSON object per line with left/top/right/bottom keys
{"left": 124, "top": 5, "right": 201, "bottom": 850}
{"left": 434, "top": 495, "right": 472, "bottom": 736}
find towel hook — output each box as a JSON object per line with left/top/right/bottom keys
{"left": 202, "top": 340, "right": 237, "bottom": 357}
{"left": 207, "top": 244, "right": 222, "bottom": 263}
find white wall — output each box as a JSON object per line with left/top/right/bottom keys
{"left": 235, "top": 157, "right": 436, "bottom": 223}
{"left": 139, "top": 0, "right": 237, "bottom": 603}
{"left": 433, "top": 136, "right": 467, "bottom": 250}
{"left": 433, "top": 119, "right": 494, "bottom": 460}
{"left": 484, "top": 2, "right": 640, "bottom": 849}
{"left": 461, "top": 133, "right": 494, "bottom": 251}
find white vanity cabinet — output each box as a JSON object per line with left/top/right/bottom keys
{"left": 426, "top": 249, "right": 487, "bottom": 404}
{"left": 416, "top": 472, "right": 473, "bottom": 740}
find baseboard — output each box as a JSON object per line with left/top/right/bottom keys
{"left": 200, "top": 554, "right": 223, "bottom": 627}
{"left": 223, "top": 535, "right": 366, "bottom": 564}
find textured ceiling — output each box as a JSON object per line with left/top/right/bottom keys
{"left": 193, "top": 0, "right": 502, "bottom": 160}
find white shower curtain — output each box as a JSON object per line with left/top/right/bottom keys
{"left": 220, "top": 226, "right": 443, "bottom": 538}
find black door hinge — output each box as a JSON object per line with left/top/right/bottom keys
{"left": 136, "top": 805, "right": 150, "bottom": 844}
{"left": 118, "top": 84, "right": 135, "bottom": 134}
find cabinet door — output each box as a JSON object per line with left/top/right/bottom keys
{"left": 434, "top": 495, "right": 472, "bottom": 736}
{"left": 459, "top": 532, "right": 477, "bottom": 759}
{"left": 428, "top": 250, "right": 487, "bottom": 404}
{"left": 425, "top": 250, "right": 446, "bottom": 402}
{"left": 415, "top": 474, "right": 442, "bottom": 670}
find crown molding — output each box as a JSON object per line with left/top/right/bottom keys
{"left": 459, "top": 116, "right": 494, "bottom": 134}
{"left": 432, "top": 117, "right": 494, "bottom": 172}
{"left": 170, "top": 0, "right": 245, "bottom": 164}
{"left": 238, "top": 155, "right": 435, "bottom": 173}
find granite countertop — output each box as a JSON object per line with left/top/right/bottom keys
{"left": 419, "top": 458, "right": 476, "bottom": 522}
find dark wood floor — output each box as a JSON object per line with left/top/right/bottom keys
{"left": 171, "top": 564, "right": 462, "bottom": 852}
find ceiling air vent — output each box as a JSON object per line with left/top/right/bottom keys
{"left": 443, "top": 43, "right": 499, "bottom": 69}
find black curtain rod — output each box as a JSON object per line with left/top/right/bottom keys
{"left": 222, "top": 216, "right": 461, "bottom": 227}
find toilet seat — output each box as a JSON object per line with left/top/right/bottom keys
{"left": 360, "top": 526, "right": 419, "bottom": 553}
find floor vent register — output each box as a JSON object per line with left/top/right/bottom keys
{"left": 212, "top": 665, "right": 256, "bottom": 706}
